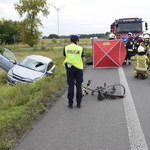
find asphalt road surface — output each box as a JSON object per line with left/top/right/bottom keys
{"left": 14, "top": 64, "right": 150, "bottom": 150}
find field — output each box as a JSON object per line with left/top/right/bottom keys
{"left": 0, "top": 38, "right": 92, "bottom": 149}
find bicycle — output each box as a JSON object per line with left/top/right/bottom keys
{"left": 82, "top": 80, "right": 125, "bottom": 100}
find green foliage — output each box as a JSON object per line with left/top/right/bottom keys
{"left": 14, "top": 0, "right": 49, "bottom": 47}
{"left": 51, "top": 38, "right": 57, "bottom": 44}
{"left": 20, "top": 19, "right": 41, "bottom": 47}
{"left": 48, "top": 34, "right": 59, "bottom": 39}
{"left": 63, "top": 39, "right": 70, "bottom": 43}
{"left": 0, "top": 20, "right": 21, "bottom": 44}
{"left": 84, "top": 48, "right": 91, "bottom": 58}
{"left": 0, "top": 73, "right": 7, "bottom": 85}
{"left": 43, "top": 33, "right": 109, "bottom": 39}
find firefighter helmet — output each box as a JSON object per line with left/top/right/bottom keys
{"left": 128, "top": 32, "right": 132, "bottom": 36}
{"left": 137, "top": 46, "right": 145, "bottom": 53}
{"left": 109, "top": 33, "right": 115, "bottom": 39}
{"left": 138, "top": 35, "right": 143, "bottom": 38}
{"left": 143, "top": 34, "right": 150, "bottom": 39}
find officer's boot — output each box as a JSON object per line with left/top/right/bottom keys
{"left": 123, "top": 60, "right": 127, "bottom": 65}
{"left": 128, "top": 60, "right": 131, "bottom": 65}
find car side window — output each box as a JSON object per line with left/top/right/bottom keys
{"left": 47, "top": 62, "right": 54, "bottom": 71}
{"left": 2, "top": 49, "right": 16, "bottom": 61}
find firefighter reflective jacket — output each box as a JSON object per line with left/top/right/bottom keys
{"left": 125, "top": 37, "right": 134, "bottom": 52}
{"left": 131, "top": 55, "right": 149, "bottom": 71}
{"left": 63, "top": 43, "right": 83, "bottom": 69}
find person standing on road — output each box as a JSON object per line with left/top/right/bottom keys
{"left": 134, "top": 35, "right": 143, "bottom": 55}
{"left": 63, "top": 35, "right": 86, "bottom": 108}
{"left": 124, "top": 32, "right": 134, "bottom": 65}
{"left": 140, "top": 34, "right": 150, "bottom": 53}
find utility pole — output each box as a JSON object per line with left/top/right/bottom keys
{"left": 50, "top": 3, "right": 65, "bottom": 36}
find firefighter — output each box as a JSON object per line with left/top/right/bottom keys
{"left": 116, "top": 35, "right": 122, "bottom": 39}
{"left": 134, "top": 35, "right": 143, "bottom": 55}
{"left": 108, "top": 33, "right": 116, "bottom": 40}
{"left": 146, "top": 46, "right": 150, "bottom": 70}
{"left": 140, "top": 34, "right": 150, "bottom": 53}
{"left": 131, "top": 46, "right": 149, "bottom": 79}
{"left": 124, "top": 32, "right": 134, "bottom": 65}
{"left": 63, "top": 35, "right": 86, "bottom": 108}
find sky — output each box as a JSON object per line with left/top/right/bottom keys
{"left": 0, "top": 0, "right": 150, "bottom": 36}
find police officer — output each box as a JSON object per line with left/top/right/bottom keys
{"left": 63, "top": 35, "right": 86, "bottom": 108}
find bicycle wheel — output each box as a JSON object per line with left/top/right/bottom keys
{"left": 104, "top": 84, "right": 125, "bottom": 99}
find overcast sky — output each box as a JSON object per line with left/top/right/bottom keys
{"left": 0, "top": 0, "right": 150, "bottom": 36}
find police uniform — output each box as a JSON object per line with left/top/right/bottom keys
{"left": 63, "top": 43, "right": 85, "bottom": 108}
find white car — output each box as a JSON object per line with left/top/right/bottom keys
{"left": 0, "top": 48, "right": 56, "bottom": 85}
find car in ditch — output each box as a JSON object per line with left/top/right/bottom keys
{"left": 0, "top": 48, "right": 56, "bottom": 85}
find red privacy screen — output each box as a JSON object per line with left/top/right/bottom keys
{"left": 92, "top": 40, "right": 126, "bottom": 68}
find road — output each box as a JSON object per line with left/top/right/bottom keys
{"left": 14, "top": 64, "right": 150, "bottom": 150}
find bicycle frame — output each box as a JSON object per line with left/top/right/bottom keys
{"left": 82, "top": 80, "right": 125, "bottom": 100}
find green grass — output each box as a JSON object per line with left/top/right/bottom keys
{"left": 0, "top": 41, "right": 92, "bottom": 149}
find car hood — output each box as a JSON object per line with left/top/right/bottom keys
{"left": 11, "top": 65, "right": 44, "bottom": 80}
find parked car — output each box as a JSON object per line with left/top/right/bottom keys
{"left": 0, "top": 48, "right": 56, "bottom": 85}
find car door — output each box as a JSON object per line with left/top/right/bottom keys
{"left": 46, "top": 61, "right": 56, "bottom": 75}
{"left": 0, "top": 48, "right": 17, "bottom": 72}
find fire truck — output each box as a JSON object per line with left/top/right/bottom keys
{"left": 110, "top": 18, "right": 148, "bottom": 41}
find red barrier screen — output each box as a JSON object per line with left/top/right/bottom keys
{"left": 93, "top": 40, "right": 126, "bottom": 68}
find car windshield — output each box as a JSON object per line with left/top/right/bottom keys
{"left": 117, "top": 22, "right": 142, "bottom": 33}
{"left": 18, "top": 58, "right": 47, "bottom": 73}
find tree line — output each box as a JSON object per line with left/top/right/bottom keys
{"left": 43, "top": 32, "right": 110, "bottom": 39}
{"left": 0, "top": 19, "right": 21, "bottom": 44}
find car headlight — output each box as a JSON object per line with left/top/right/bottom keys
{"left": 8, "top": 70, "right": 13, "bottom": 77}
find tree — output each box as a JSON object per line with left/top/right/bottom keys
{"left": 0, "top": 19, "right": 21, "bottom": 44}
{"left": 48, "top": 34, "right": 59, "bottom": 39}
{"left": 15, "top": 0, "right": 49, "bottom": 47}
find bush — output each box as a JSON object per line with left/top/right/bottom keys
{"left": 51, "top": 38, "right": 57, "bottom": 44}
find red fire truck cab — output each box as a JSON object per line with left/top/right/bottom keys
{"left": 110, "top": 18, "right": 148, "bottom": 40}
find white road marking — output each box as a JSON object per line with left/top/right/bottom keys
{"left": 118, "top": 67, "right": 149, "bottom": 150}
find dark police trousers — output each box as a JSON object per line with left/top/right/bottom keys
{"left": 66, "top": 65, "right": 83, "bottom": 106}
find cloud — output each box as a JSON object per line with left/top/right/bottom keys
{"left": 0, "top": 0, "right": 150, "bottom": 35}
{"left": 0, "top": 1, "right": 20, "bottom": 20}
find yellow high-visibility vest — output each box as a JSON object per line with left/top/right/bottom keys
{"left": 63, "top": 43, "right": 83, "bottom": 69}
